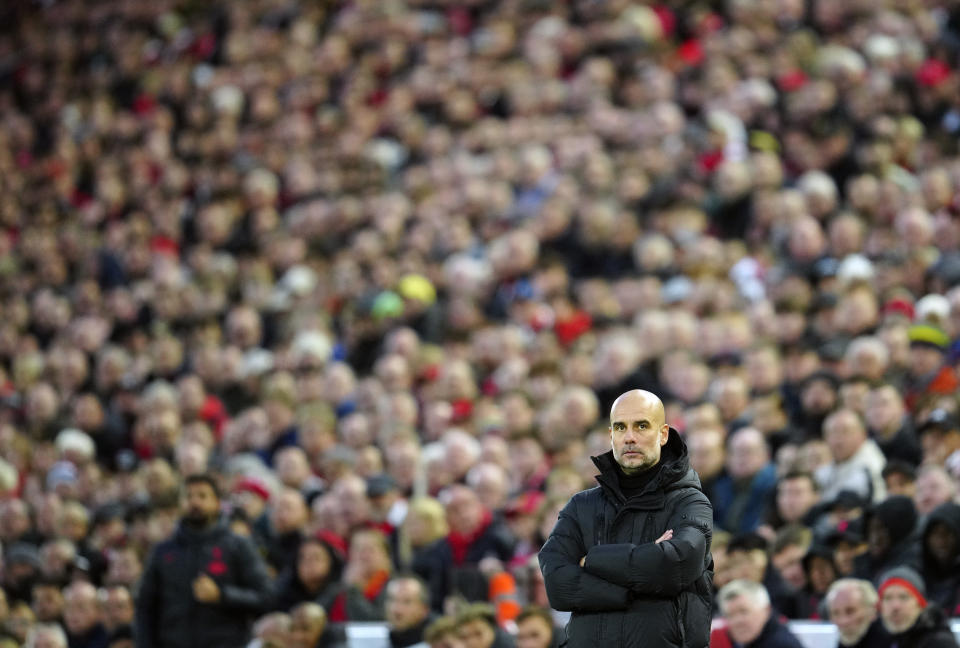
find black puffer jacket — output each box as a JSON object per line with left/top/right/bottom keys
{"left": 854, "top": 495, "right": 921, "bottom": 583}
{"left": 539, "top": 429, "right": 713, "bottom": 648}
{"left": 135, "top": 519, "right": 273, "bottom": 648}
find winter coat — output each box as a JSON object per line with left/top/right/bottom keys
{"left": 539, "top": 429, "right": 713, "bottom": 648}
{"left": 413, "top": 515, "right": 515, "bottom": 610}
{"left": 712, "top": 463, "right": 778, "bottom": 534}
{"left": 922, "top": 502, "right": 960, "bottom": 616}
{"left": 889, "top": 605, "right": 959, "bottom": 648}
{"left": 843, "top": 619, "right": 892, "bottom": 648}
{"left": 854, "top": 496, "right": 921, "bottom": 582}
{"left": 135, "top": 519, "right": 273, "bottom": 648}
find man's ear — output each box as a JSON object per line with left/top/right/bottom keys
{"left": 660, "top": 424, "right": 669, "bottom": 446}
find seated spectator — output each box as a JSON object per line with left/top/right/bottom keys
{"left": 63, "top": 582, "right": 108, "bottom": 648}
{"left": 816, "top": 409, "right": 886, "bottom": 505}
{"left": 454, "top": 603, "right": 514, "bottom": 648}
{"left": 865, "top": 384, "right": 922, "bottom": 466}
{"left": 882, "top": 461, "right": 917, "bottom": 498}
{"left": 414, "top": 486, "right": 515, "bottom": 611}
{"left": 727, "top": 532, "right": 797, "bottom": 618}
{"left": 795, "top": 545, "right": 839, "bottom": 620}
{"left": 423, "top": 617, "right": 462, "bottom": 648}
{"left": 713, "top": 427, "right": 777, "bottom": 534}
{"left": 920, "top": 502, "right": 960, "bottom": 617}
{"left": 878, "top": 567, "right": 958, "bottom": 647}
{"left": 247, "top": 612, "right": 291, "bottom": 648}
{"left": 770, "top": 525, "right": 813, "bottom": 593}
{"left": 904, "top": 326, "right": 959, "bottom": 412}
{"left": 515, "top": 606, "right": 558, "bottom": 648}
{"left": 914, "top": 465, "right": 958, "bottom": 519}
{"left": 25, "top": 624, "right": 68, "bottom": 648}
{"left": 398, "top": 498, "right": 449, "bottom": 570}
{"left": 825, "top": 578, "right": 892, "bottom": 648}
{"left": 385, "top": 574, "right": 435, "bottom": 648}
{"left": 31, "top": 579, "right": 64, "bottom": 625}
{"left": 289, "top": 602, "right": 345, "bottom": 648}
{"left": 264, "top": 488, "right": 309, "bottom": 575}
{"left": 332, "top": 528, "right": 393, "bottom": 622}
{"left": 771, "top": 471, "right": 821, "bottom": 530}
{"left": 715, "top": 579, "right": 803, "bottom": 648}
{"left": 918, "top": 409, "right": 960, "bottom": 467}
{"left": 854, "top": 495, "right": 921, "bottom": 582}
{"left": 274, "top": 534, "right": 345, "bottom": 612}
{"left": 98, "top": 586, "right": 133, "bottom": 636}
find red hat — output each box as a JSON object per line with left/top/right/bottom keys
{"left": 233, "top": 477, "right": 270, "bottom": 502}
{"left": 883, "top": 297, "right": 915, "bottom": 321}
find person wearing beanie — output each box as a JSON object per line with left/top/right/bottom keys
{"left": 878, "top": 566, "right": 958, "bottom": 647}
{"left": 904, "top": 324, "right": 959, "bottom": 412}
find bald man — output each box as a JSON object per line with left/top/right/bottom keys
{"left": 539, "top": 390, "right": 714, "bottom": 648}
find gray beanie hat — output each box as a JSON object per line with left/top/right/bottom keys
{"left": 878, "top": 566, "right": 927, "bottom": 606}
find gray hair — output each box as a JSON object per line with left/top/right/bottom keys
{"left": 825, "top": 578, "right": 878, "bottom": 611}
{"left": 718, "top": 579, "right": 771, "bottom": 614}
{"left": 26, "top": 624, "right": 68, "bottom": 648}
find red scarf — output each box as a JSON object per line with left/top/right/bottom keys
{"left": 447, "top": 510, "right": 493, "bottom": 566}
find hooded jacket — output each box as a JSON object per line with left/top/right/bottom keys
{"left": 135, "top": 518, "right": 273, "bottom": 648}
{"left": 854, "top": 495, "right": 921, "bottom": 582}
{"left": 539, "top": 428, "right": 713, "bottom": 648}
{"left": 922, "top": 502, "right": 960, "bottom": 616}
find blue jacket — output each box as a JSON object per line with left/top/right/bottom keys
{"left": 712, "top": 463, "right": 777, "bottom": 534}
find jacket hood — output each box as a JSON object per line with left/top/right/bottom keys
{"left": 922, "top": 501, "right": 960, "bottom": 568}
{"left": 592, "top": 427, "right": 702, "bottom": 499}
{"left": 865, "top": 495, "right": 918, "bottom": 549}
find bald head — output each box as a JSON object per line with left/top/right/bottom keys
{"left": 609, "top": 390, "right": 670, "bottom": 475}
{"left": 610, "top": 390, "right": 665, "bottom": 427}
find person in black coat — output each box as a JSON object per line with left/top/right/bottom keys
{"left": 134, "top": 474, "right": 273, "bottom": 648}
{"left": 854, "top": 495, "right": 922, "bottom": 582}
{"left": 717, "top": 579, "right": 803, "bottom": 648}
{"left": 273, "top": 534, "right": 345, "bottom": 612}
{"left": 921, "top": 502, "right": 960, "bottom": 617}
{"left": 539, "top": 390, "right": 713, "bottom": 648}
{"left": 878, "top": 567, "right": 959, "bottom": 648}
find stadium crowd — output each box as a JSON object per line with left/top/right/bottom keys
{"left": 3, "top": 0, "right": 960, "bottom": 646}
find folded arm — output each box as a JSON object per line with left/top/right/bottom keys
{"left": 582, "top": 493, "right": 712, "bottom": 597}
{"left": 539, "top": 497, "right": 631, "bottom": 613}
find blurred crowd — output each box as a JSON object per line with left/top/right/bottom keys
{"left": 2, "top": 0, "right": 960, "bottom": 646}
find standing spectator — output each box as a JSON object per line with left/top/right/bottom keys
{"left": 716, "top": 579, "right": 803, "bottom": 648}
{"left": 385, "top": 574, "right": 435, "bottom": 648}
{"left": 62, "top": 582, "right": 108, "bottom": 648}
{"left": 878, "top": 567, "right": 958, "bottom": 647}
{"left": 825, "top": 578, "right": 892, "bottom": 648}
{"left": 135, "top": 474, "right": 272, "bottom": 648}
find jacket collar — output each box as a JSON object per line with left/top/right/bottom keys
{"left": 591, "top": 427, "right": 701, "bottom": 505}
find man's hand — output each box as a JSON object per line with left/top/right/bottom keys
{"left": 193, "top": 574, "right": 221, "bottom": 603}
{"left": 579, "top": 556, "right": 585, "bottom": 567}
